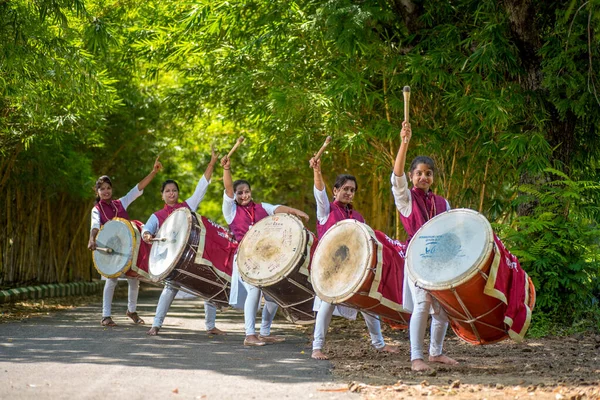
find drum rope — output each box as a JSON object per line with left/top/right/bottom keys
{"left": 450, "top": 289, "right": 482, "bottom": 343}
{"left": 284, "top": 276, "right": 315, "bottom": 295}
{"left": 175, "top": 268, "right": 230, "bottom": 290}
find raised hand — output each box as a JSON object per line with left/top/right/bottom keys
{"left": 401, "top": 121, "right": 412, "bottom": 143}
{"left": 309, "top": 157, "right": 321, "bottom": 171}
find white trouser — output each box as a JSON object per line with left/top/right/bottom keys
{"left": 152, "top": 284, "right": 217, "bottom": 330}
{"left": 312, "top": 301, "right": 385, "bottom": 350}
{"left": 102, "top": 277, "right": 139, "bottom": 317}
{"left": 243, "top": 280, "right": 278, "bottom": 336}
{"left": 409, "top": 299, "right": 449, "bottom": 361}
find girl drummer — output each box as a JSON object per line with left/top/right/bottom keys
{"left": 392, "top": 121, "right": 458, "bottom": 371}
{"left": 143, "top": 149, "right": 225, "bottom": 336}
{"left": 88, "top": 157, "right": 163, "bottom": 327}
{"left": 309, "top": 157, "right": 399, "bottom": 360}
{"left": 221, "top": 155, "right": 309, "bottom": 346}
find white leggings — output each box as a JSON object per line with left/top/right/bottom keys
{"left": 243, "top": 281, "right": 278, "bottom": 336}
{"left": 312, "top": 301, "right": 385, "bottom": 350}
{"left": 102, "top": 277, "right": 139, "bottom": 317}
{"left": 409, "top": 300, "right": 449, "bottom": 361}
{"left": 151, "top": 285, "right": 217, "bottom": 330}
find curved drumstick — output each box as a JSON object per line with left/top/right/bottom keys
{"left": 313, "top": 136, "right": 332, "bottom": 161}
{"left": 95, "top": 247, "right": 114, "bottom": 254}
{"left": 403, "top": 86, "right": 410, "bottom": 143}
{"left": 222, "top": 136, "right": 245, "bottom": 161}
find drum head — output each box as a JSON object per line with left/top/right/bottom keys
{"left": 237, "top": 214, "right": 307, "bottom": 286}
{"left": 406, "top": 208, "right": 494, "bottom": 290}
{"left": 148, "top": 208, "right": 193, "bottom": 282}
{"left": 93, "top": 218, "right": 136, "bottom": 278}
{"left": 311, "top": 220, "right": 373, "bottom": 303}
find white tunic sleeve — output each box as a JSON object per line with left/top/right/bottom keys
{"left": 119, "top": 184, "right": 144, "bottom": 210}
{"left": 262, "top": 202, "right": 278, "bottom": 216}
{"left": 222, "top": 191, "right": 236, "bottom": 225}
{"left": 390, "top": 172, "right": 412, "bottom": 218}
{"left": 313, "top": 186, "right": 330, "bottom": 225}
{"left": 141, "top": 214, "right": 159, "bottom": 236}
{"left": 90, "top": 208, "right": 101, "bottom": 232}
{"left": 185, "top": 176, "right": 210, "bottom": 212}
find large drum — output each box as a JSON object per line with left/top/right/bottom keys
{"left": 93, "top": 218, "right": 151, "bottom": 280}
{"left": 237, "top": 214, "right": 317, "bottom": 324}
{"left": 311, "top": 220, "right": 411, "bottom": 327}
{"left": 406, "top": 208, "right": 536, "bottom": 345}
{"left": 148, "top": 208, "right": 237, "bottom": 307}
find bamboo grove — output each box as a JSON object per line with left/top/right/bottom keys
{"left": 1, "top": 0, "right": 599, "bottom": 326}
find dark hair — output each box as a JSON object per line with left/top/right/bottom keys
{"left": 409, "top": 156, "right": 436, "bottom": 174}
{"left": 161, "top": 179, "right": 180, "bottom": 192}
{"left": 233, "top": 179, "right": 251, "bottom": 192}
{"left": 333, "top": 174, "right": 358, "bottom": 192}
{"left": 94, "top": 175, "right": 112, "bottom": 204}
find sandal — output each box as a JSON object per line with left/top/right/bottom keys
{"left": 126, "top": 311, "right": 145, "bottom": 325}
{"left": 101, "top": 317, "right": 117, "bottom": 327}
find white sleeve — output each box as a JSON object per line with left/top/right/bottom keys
{"left": 141, "top": 214, "right": 159, "bottom": 236}
{"left": 222, "top": 191, "right": 237, "bottom": 225}
{"left": 313, "top": 186, "right": 330, "bottom": 225}
{"left": 262, "top": 202, "right": 278, "bottom": 216}
{"left": 119, "top": 184, "right": 144, "bottom": 210}
{"left": 390, "top": 172, "right": 413, "bottom": 218}
{"left": 90, "top": 208, "right": 101, "bottom": 232}
{"left": 185, "top": 176, "right": 210, "bottom": 211}
{"left": 445, "top": 200, "right": 451, "bottom": 211}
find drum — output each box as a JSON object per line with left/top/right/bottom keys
{"left": 93, "top": 218, "right": 151, "bottom": 280}
{"left": 405, "top": 208, "right": 536, "bottom": 345}
{"left": 148, "top": 208, "right": 237, "bottom": 307}
{"left": 311, "top": 219, "right": 411, "bottom": 327}
{"left": 237, "top": 214, "right": 317, "bottom": 324}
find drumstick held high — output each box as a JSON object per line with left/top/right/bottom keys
{"left": 313, "top": 136, "right": 332, "bottom": 161}
{"left": 403, "top": 86, "right": 410, "bottom": 143}
{"left": 222, "top": 136, "right": 245, "bottom": 161}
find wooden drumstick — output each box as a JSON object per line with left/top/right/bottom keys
{"left": 150, "top": 237, "right": 167, "bottom": 242}
{"left": 222, "top": 136, "right": 245, "bottom": 161}
{"left": 403, "top": 86, "right": 410, "bottom": 143}
{"left": 313, "top": 136, "right": 332, "bottom": 161}
{"left": 96, "top": 247, "right": 114, "bottom": 254}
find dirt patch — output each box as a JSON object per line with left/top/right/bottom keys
{"left": 302, "top": 316, "right": 600, "bottom": 399}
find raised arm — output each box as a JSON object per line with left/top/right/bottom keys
{"left": 203, "top": 146, "right": 219, "bottom": 182}
{"left": 138, "top": 157, "right": 163, "bottom": 190}
{"left": 393, "top": 121, "right": 412, "bottom": 177}
{"left": 309, "top": 156, "right": 325, "bottom": 191}
{"left": 221, "top": 156, "right": 234, "bottom": 198}
{"left": 274, "top": 205, "right": 309, "bottom": 221}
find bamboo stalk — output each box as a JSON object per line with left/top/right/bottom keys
{"left": 479, "top": 158, "right": 490, "bottom": 213}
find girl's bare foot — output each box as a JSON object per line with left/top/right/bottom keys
{"left": 379, "top": 344, "right": 399, "bottom": 353}
{"left": 429, "top": 354, "right": 458, "bottom": 365}
{"left": 411, "top": 359, "right": 432, "bottom": 371}
{"left": 147, "top": 327, "right": 160, "bottom": 336}
{"left": 311, "top": 349, "right": 329, "bottom": 360}
{"left": 207, "top": 327, "right": 227, "bottom": 335}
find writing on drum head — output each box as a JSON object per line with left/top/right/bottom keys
{"left": 418, "top": 233, "right": 463, "bottom": 263}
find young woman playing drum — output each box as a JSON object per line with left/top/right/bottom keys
{"left": 88, "top": 157, "right": 163, "bottom": 327}
{"left": 143, "top": 149, "right": 225, "bottom": 336}
{"left": 221, "top": 155, "right": 309, "bottom": 346}
{"left": 309, "top": 157, "right": 399, "bottom": 360}
{"left": 392, "top": 121, "right": 458, "bottom": 371}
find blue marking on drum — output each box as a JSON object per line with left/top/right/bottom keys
{"left": 419, "top": 232, "right": 463, "bottom": 264}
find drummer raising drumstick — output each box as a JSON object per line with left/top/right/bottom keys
{"left": 88, "top": 157, "right": 163, "bottom": 327}
{"left": 143, "top": 148, "right": 226, "bottom": 336}
{"left": 309, "top": 142, "right": 399, "bottom": 360}
{"left": 221, "top": 147, "right": 309, "bottom": 347}
{"left": 392, "top": 120, "right": 459, "bottom": 371}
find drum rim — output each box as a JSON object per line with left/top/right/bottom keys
{"left": 93, "top": 217, "right": 137, "bottom": 279}
{"left": 237, "top": 213, "right": 309, "bottom": 287}
{"left": 406, "top": 208, "right": 494, "bottom": 290}
{"left": 148, "top": 207, "right": 194, "bottom": 282}
{"left": 312, "top": 219, "right": 375, "bottom": 303}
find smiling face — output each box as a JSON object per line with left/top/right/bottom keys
{"left": 97, "top": 182, "right": 113, "bottom": 202}
{"left": 409, "top": 163, "right": 434, "bottom": 191}
{"left": 333, "top": 180, "right": 356, "bottom": 205}
{"left": 235, "top": 183, "right": 252, "bottom": 206}
{"left": 162, "top": 183, "right": 179, "bottom": 206}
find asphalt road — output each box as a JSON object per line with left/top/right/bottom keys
{"left": 0, "top": 286, "right": 357, "bottom": 400}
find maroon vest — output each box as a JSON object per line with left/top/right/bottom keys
{"left": 154, "top": 202, "right": 190, "bottom": 228}
{"left": 316, "top": 201, "right": 365, "bottom": 239}
{"left": 229, "top": 201, "right": 269, "bottom": 241}
{"left": 95, "top": 200, "right": 129, "bottom": 226}
{"left": 400, "top": 187, "right": 448, "bottom": 242}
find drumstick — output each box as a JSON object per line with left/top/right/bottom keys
{"left": 150, "top": 238, "right": 167, "bottom": 242}
{"left": 222, "top": 136, "right": 245, "bottom": 161}
{"left": 96, "top": 247, "right": 114, "bottom": 254}
{"left": 313, "top": 136, "right": 332, "bottom": 161}
{"left": 403, "top": 86, "right": 410, "bottom": 143}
